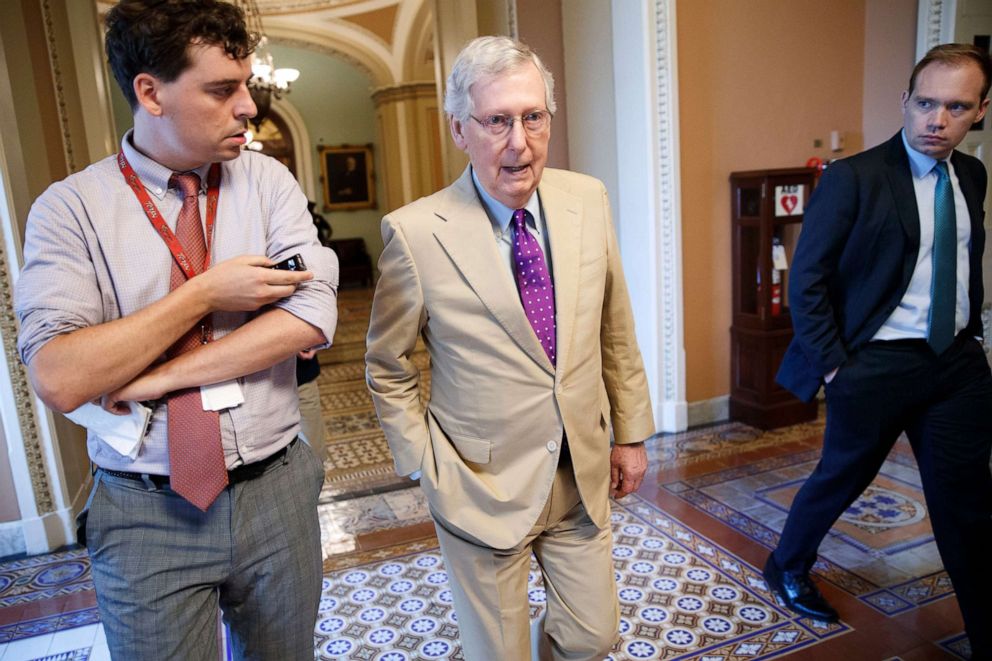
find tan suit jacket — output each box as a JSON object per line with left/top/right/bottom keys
{"left": 366, "top": 167, "right": 655, "bottom": 549}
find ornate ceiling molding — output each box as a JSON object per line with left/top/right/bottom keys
{"left": 254, "top": 0, "right": 398, "bottom": 18}
{"left": 399, "top": 0, "right": 433, "bottom": 81}
{"left": 267, "top": 30, "right": 391, "bottom": 85}
{"left": 370, "top": 80, "right": 435, "bottom": 107}
{"left": 915, "top": 0, "right": 953, "bottom": 61}
{"left": 340, "top": 5, "right": 398, "bottom": 47}
{"left": 266, "top": 15, "right": 397, "bottom": 83}
{"left": 255, "top": 0, "right": 369, "bottom": 13}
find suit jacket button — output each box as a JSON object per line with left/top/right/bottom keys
{"left": 546, "top": 440, "right": 558, "bottom": 452}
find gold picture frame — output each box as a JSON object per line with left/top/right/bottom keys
{"left": 319, "top": 144, "right": 376, "bottom": 211}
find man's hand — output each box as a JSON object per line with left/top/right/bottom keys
{"left": 298, "top": 348, "right": 318, "bottom": 360}
{"left": 192, "top": 255, "right": 313, "bottom": 312}
{"left": 103, "top": 365, "right": 171, "bottom": 414}
{"left": 101, "top": 308, "right": 324, "bottom": 414}
{"left": 610, "top": 442, "right": 648, "bottom": 499}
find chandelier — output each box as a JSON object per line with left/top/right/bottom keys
{"left": 232, "top": 0, "right": 300, "bottom": 131}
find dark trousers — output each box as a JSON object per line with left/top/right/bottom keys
{"left": 773, "top": 335, "right": 992, "bottom": 656}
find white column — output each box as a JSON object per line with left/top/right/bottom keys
{"left": 0, "top": 131, "right": 75, "bottom": 556}
{"left": 609, "top": 0, "right": 687, "bottom": 432}
{"left": 0, "top": 0, "right": 95, "bottom": 555}
{"left": 916, "top": 0, "right": 956, "bottom": 60}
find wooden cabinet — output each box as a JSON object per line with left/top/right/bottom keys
{"left": 328, "top": 238, "right": 374, "bottom": 288}
{"left": 729, "top": 167, "right": 818, "bottom": 429}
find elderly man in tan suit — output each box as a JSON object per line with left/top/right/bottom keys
{"left": 366, "top": 36, "right": 655, "bottom": 660}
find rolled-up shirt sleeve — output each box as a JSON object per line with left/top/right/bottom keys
{"left": 14, "top": 137, "right": 340, "bottom": 473}
{"left": 16, "top": 181, "right": 107, "bottom": 365}
{"left": 264, "top": 162, "right": 339, "bottom": 347}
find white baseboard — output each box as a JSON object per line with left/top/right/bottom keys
{"left": 0, "top": 481, "right": 89, "bottom": 558}
{"left": 22, "top": 508, "right": 75, "bottom": 555}
{"left": 687, "top": 395, "right": 729, "bottom": 428}
{"left": 2, "top": 510, "right": 74, "bottom": 557}
{"left": 656, "top": 399, "right": 688, "bottom": 433}
{"left": 0, "top": 521, "right": 26, "bottom": 558}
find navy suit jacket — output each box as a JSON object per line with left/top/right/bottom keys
{"left": 777, "top": 132, "right": 988, "bottom": 402}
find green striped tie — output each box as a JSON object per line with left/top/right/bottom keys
{"left": 928, "top": 161, "right": 956, "bottom": 354}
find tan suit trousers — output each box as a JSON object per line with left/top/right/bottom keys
{"left": 433, "top": 450, "right": 619, "bottom": 661}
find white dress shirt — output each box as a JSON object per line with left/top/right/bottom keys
{"left": 872, "top": 130, "right": 971, "bottom": 341}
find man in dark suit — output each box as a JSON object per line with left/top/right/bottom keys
{"left": 769, "top": 43, "right": 991, "bottom": 656}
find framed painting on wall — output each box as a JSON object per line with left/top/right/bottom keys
{"left": 319, "top": 144, "right": 376, "bottom": 211}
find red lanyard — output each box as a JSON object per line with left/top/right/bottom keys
{"left": 117, "top": 151, "right": 221, "bottom": 280}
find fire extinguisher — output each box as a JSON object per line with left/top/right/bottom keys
{"left": 770, "top": 267, "right": 782, "bottom": 316}
{"left": 770, "top": 237, "right": 783, "bottom": 316}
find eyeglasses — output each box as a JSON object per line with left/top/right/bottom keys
{"left": 469, "top": 110, "right": 553, "bottom": 138}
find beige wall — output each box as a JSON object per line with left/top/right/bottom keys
{"left": 677, "top": 0, "right": 866, "bottom": 402}
{"left": 516, "top": 0, "right": 570, "bottom": 170}
{"left": 863, "top": 0, "right": 918, "bottom": 149}
{"left": 373, "top": 83, "right": 445, "bottom": 212}
{"left": 561, "top": 0, "right": 618, "bottom": 213}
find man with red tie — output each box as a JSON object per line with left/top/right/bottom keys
{"left": 14, "top": 1, "right": 337, "bottom": 658}
{"left": 366, "top": 36, "right": 655, "bottom": 660}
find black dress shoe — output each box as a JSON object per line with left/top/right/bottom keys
{"left": 763, "top": 554, "right": 839, "bottom": 623}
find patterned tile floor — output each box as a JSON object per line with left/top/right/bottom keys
{"left": 661, "top": 439, "right": 955, "bottom": 615}
{"left": 1, "top": 412, "right": 976, "bottom": 659}
{"left": 313, "top": 495, "right": 853, "bottom": 660}
{"left": 317, "top": 288, "right": 430, "bottom": 502}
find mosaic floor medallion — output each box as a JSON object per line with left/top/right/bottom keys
{"left": 838, "top": 485, "right": 927, "bottom": 530}
{"left": 663, "top": 444, "right": 957, "bottom": 615}
{"left": 0, "top": 548, "right": 99, "bottom": 645}
{"left": 314, "top": 495, "right": 849, "bottom": 660}
{"left": 0, "top": 549, "right": 92, "bottom": 609}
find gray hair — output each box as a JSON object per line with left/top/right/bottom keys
{"left": 443, "top": 35, "right": 556, "bottom": 122}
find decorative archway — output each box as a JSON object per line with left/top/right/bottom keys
{"left": 270, "top": 97, "right": 318, "bottom": 202}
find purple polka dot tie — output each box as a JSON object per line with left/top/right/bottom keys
{"left": 512, "top": 209, "right": 556, "bottom": 365}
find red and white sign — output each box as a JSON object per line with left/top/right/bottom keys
{"left": 774, "top": 184, "right": 804, "bottom": 217}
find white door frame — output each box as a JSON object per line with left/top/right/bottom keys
{"left": 609, "top": 0, "right": 687, "bottom": 432}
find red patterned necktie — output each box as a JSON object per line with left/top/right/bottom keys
{"left": 511, "top": 209, "right": 556, "bottom": 365}
{"left": 166, "top": 173, "right": 227, "bottom": 511}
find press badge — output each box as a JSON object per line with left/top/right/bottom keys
{"left": 200, "top": 379, "right": 244, "bottom": 411}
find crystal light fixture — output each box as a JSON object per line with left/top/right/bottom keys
{"left": 232, "top": 0, "right": 300, "bottom": 131}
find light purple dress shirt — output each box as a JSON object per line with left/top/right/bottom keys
{"left": 15, "top": 131, "right": 339, "bottom": 473}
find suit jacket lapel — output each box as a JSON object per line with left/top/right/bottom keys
{"left": 888, "top": 135, "right": 984, "bottom": 257}
{"left": 433, "top": 168, "right": 555, "bottom": 375}
{"left": 950, "top": 150, "right": 983, "bottom": 234}
{"left": 884, "top": 133, "right": 922, "bottom": 247}
{"left": 539, "top": 179, "right": 583, "bottom": 377}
